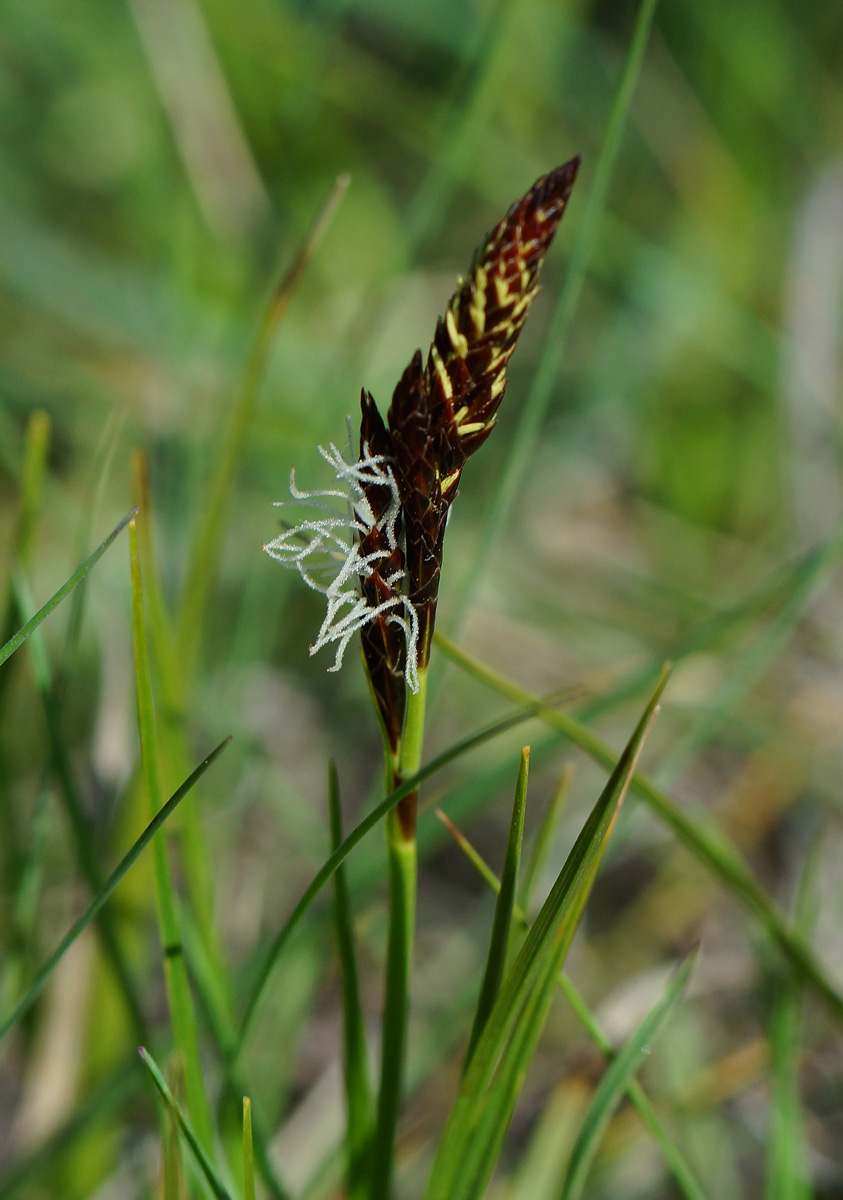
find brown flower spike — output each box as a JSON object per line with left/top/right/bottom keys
{"left": 357, "top": 157, "right": 580, "bottom": 742}
{"left": 266, "top": 160, "right": 579, "bottom": 755}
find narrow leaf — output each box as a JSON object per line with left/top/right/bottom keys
{"left": 0, "top": 508, "right": 136, "bottom": 669}
{"left": 435, "top": 630, "right": 843, "bottom": 1025}
{"left": 234, "top": 689, "right": 577, "bottom": 1056}
{"left": 0, "top": 739, "right": 230, "bottom": 1044}
{"left": 138, "top": 1048, "right": 232, "bottom": 1200}
{"left": 130, "top": 520, "right": 215, "bottom": 1152}
{"left": 329, "top": 761, "right": 373, "bottom": 1197}
{"left": 436, "top": 811, "right": 708, "bottom": 1200}
{"left": 560, "top": 954, "right": 697, "bottom": 1200}
{"left": 422, "top": 667, "right": 669, "bottom": 1200}
{"left": 243, "top": 1097, "right": 256, "bottom": 1200}
{"left": 464, "top": 746, "right": 530, "bottom": 1067}
{"left": 521, "top": 762, "right": 574, "bottom": 910}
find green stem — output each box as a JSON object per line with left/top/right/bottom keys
{"left": 370, "top": 668, "right": 428, "bottom": 1200}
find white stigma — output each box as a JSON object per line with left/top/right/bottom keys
{"left": 263, "top": 438, "right": 419, "bottom": 692}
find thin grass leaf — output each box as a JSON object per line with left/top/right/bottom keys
{"left": 243, "top": 1097, "right": 256, "bottom": 1200}
{"left": 655, "top": 525, "right": 843, "bottom": 784}
{"left": 138, "top": 1048, "right": 232, "bottom": 1200}
{"left": 0, "top": 508, "right": 136, "bottom": 669}
{"left": 434, "top": 630, "right": 843, "bottom": 1025}
{"left": 454, "top": 0, "right": 659, "bottom": 615}
{"left": 11, "top": 568, "right": 147, "bottom": 1041}
{"left": 521, "top": 762, "right": 574, "bottom": 910}
{"left": 234, "top": 688, "right": 576, "bottom": 1057}
{"left": 578, "top": 535, "right": 843, "bottom": 727}
{"left": 130, "top": 520, "right": 215, "bottom": 1153}
{"left": 464, "top": 746, "right": 529, "bottom": 1068}
{"left": 560, "top": 953, "right": 697, "bottom": 1200}
{"left": 15, "top": 411, "right": 50, "bottom": 568}
{"left": 0, "top": 738, "right": 229, "bottom": 1045}
{"left": 422, "top": 667, "right": 669, "bottom": 1200}
{"left": 132, "top": 453, "right": 234, "bottom": 1047}
{"left": 436, "top": 810, "right": 708, "bottom": 1200}
{"left": 178, "top": 172, "right": 350, "bottom": 675}
{"left": 328, "top": 761, "right": 373, "bottom": 1199}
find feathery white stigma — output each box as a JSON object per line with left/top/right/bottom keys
{"left": 263, "top": 440, "right": 419, "bottom": 691}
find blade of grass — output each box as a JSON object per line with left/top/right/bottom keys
{"left": 139, "top": 1047, "right": 232, "bottom": 1200}
{"left": 12, "top": 568, "right": 147, "bottom": 1041}
{"left": 422, "top": 668, "right": 669, "bottom": 1200}
{"left": 521, "top": 762, "right": 574, "bottom": 910}
{"left": 0, "top": 508, "right": 137, "bottom": 669}
{"left": 452, "top": 0, "right": 659, "bottom": 619}
{"left": 0, "top": 738, "right": 229, "bottom": 1045}
{"left": 130, "top": 520, "right": 215, "bottom": 1153}
{"left": 328, "top": 761, "right": 373, "bottom": 1200}
{"left": 464, "top": 746, "right": 529, "bottom": 1068}
{"left": 132, "top": 452, "right": 234, "bottom": 1054}
{"left": 243, "top": 1097, "right": 256, "bottom": 1200}
{"left": 233, "top": 688, "right": 578, "bottom": 1059}
{"left": 434, "top": 630, "right": 843, "bottom": 1025}
{"left": 178, "top": 172, "right": 350, "bottom": 676}
{"left": 655, "top": 526, "right": 843, "bottom": 784}
{"left": 435, "top": 809, "right": 708, "bottom": 1200}
{"left": 560, "top": 954, "right": 696, "bottom": 1200}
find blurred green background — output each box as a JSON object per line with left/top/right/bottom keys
{"left": 1, "top": 0, "right": 843, "bottom": 1195}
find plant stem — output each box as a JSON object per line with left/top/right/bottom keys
{"left": 370, "top": 668, "right": 428, "bottom": 1200}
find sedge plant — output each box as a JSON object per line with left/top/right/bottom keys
{"left": 261, "top": 159, "right": 678, "bottom": 1198}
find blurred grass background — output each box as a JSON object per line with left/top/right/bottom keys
{"left": 1, "top": 0, "right": 843, "bottom": 1195}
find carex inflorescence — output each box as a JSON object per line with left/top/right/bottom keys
{"left": 266, "top": 158, "right": 580, "bottom": 752}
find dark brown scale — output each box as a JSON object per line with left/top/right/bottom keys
{"left": 358, "top": 390, "right": 406, "bottom": 752}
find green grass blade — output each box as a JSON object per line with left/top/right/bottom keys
{"left": 454, "top": 0, "right": 659, "bottom": 615}
{"left": 521, "top": 762, "right": 574, "bottom": 910}
{"left": 15, "top": 410, "right": 50, "bottom": 567}
{"left": 0, "top": 738, "right": 229, "bottom": 1045}
{"left": 464, "top": 746, "right": 530, "bottom": 1068}
{"left": 138, "top": 1047, "right": 232, "bottom": 1200}
{"left": 0, "top": 508, "right": 136, "bottom": 669}
{"left": 178, "top": 172, "right": 350, "bottom": 676}
{"left": 435, "top": 630, "right": 843, "bottom": 1025}
{"left": 234, "top": 690, "right": 573, "bottom": 1058}
{"left": 560, "top": 954, "right": 697, "bottom": 1200}
{"left": 422, "top": 668, "right": 668, "bottom": 1200}
{"left": 129, "top": 520, "right": 215, "bottom": 1153}
{"left": 328, "top": 761, "right": 373, "bottom": 1199}
{"left": 243, "top": 1097, "right": 256, "bottom": 1200}
{"left": 11, "top": 568, "right": 147, "bottom": 1041}
{"left": 655, "top": 527, "right": 843, "bottom": 784}
{"left": 436, "top": 810, "right": 708, "bottom": 1200}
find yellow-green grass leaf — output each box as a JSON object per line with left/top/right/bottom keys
{"left": 243, "top": 1097, "right": 256, "bottom": 1200}
{"left": 139, "top": 1048, "right": 232, "bottom": 1200}
{"left": 521, "top": 762, "right": 574, "bottom": 911}
{"left": 129, "top": 520, "right": 215, "bottom": 1153}
{"left": 464, "top": 746, "right": 530, "bottom": 1068}
{"left": 329, "top": 762, "right": 373, "bottom": 1199}
{"left": 0, "top": 509, "right": 136, "bottom": 669}
{"left": 0, "top": 738, "right": 229, "bottom": 1046}
{"left": 436, "top": 809, "right": 707, "bottom": 1200}
{"left": 560, "top": 954, "right": 697, "bottom": 1200}
{"left": 422, "top": 668, "right": 668, "bottom": 1200}
{"left": 435, "top": 630, "right": 843, "bottom": 1026}
{"left": 234, "top": 689, "right": 576, "bottom": 1058}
